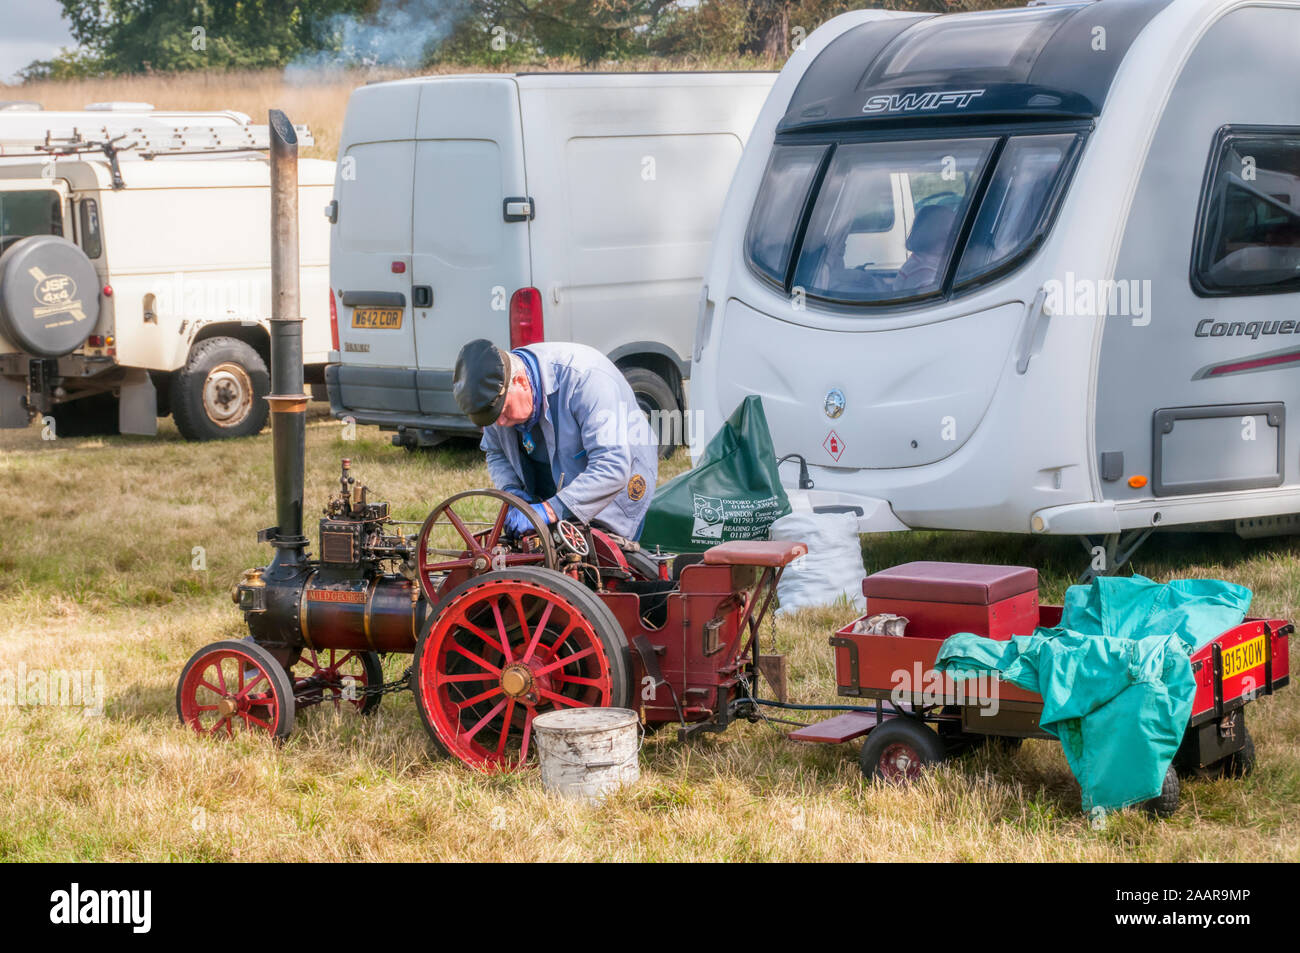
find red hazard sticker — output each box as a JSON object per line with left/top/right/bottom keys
{"left": 823, "top": 430, "right": 845, "bottom": 461}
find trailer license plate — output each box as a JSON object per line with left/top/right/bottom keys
{"left": 352, "top": 308, "right": 403, "bottom": 329}
{"left": 1222, "top": 634, "right": 1267, "bottom": 680}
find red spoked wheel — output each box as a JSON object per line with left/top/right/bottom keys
{"left": 416, "top": 489, "right": 558, "bottom": 603}
{"left": 413, "top": 567, "right": 631, "bottom": 771}
{"left": 858, "top": 718, "right": 945, "bottom": 783}
{"left": 176, "top": 639, "right": 295, "bottom": 739}
{"left": 290, "top": 648, "right": 385, "bottom": 716}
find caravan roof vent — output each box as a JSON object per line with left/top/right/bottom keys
{"left": 0, "top": 102, "right": 42, "bottom": 112}
{"left": 84, "top": 102, "right": 156, "bottom": 112}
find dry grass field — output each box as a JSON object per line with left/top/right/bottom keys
{"left": 0, "top": 413, "right": 1297, "bottom": 862}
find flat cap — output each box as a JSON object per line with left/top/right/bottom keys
{"left": 453, "top": 338, "right": 509, "bottom": 426}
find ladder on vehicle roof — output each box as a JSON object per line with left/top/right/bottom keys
{"left": 0, "top": 119, "right": 315, "bottom": 189}
{"left": 0, "top": 120, "right": 314, "bottom": 156}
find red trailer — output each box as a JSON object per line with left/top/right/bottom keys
{"left": 788, "top": 561, "right": 1292, "bottom": 814}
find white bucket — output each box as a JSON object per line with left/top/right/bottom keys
{"left": 533, "top": 707, "right": 641, "bottom": 804}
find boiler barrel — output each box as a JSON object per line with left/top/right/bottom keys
{"left": 299, "top": 574, "right": 424, "bottom": 654}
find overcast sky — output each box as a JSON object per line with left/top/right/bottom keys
{"left": 0, "top": 0, "right": 77, "bottom": 85}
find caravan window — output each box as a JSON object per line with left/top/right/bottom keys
{"left": 1194, "top": 131, "right": 1300, "bottom": 296}
{"left": 747, "top": 129, "right": 1085, "bottom": 308}
{"left": 954, "top": 134, "right": 1079, "bottom": 287}
{"left": 790, "top": 138, "right": 995, "bottom": 304}
{"left": 746, "top": 143, "right": 829, "bottom": 285}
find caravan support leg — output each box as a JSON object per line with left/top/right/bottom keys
{"left": 1076, "top": 528, "right": 1155, "bottom": 584}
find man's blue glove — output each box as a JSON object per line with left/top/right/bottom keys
{"left": 504, "top": 501, "right": 555, "bottom": 536}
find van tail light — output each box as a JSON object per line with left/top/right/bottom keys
{"left": 329, "top": 289, "right": 340, "bottom": 351}
{"left": 509, "top": 287, "right": 544, "bottom": 348}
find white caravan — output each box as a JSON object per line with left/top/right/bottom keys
{"left": 327, "top": 71, "right": 775, "bottom": 451}
{"left": 0, "top": 105, "right": 334, "bottom": 439}
{"left": 692, "top": 0, "right": 1300, "bottom": 565}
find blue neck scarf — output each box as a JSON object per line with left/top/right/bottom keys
{"left": 511, "top": 347, "right": 544, "bottom": 447}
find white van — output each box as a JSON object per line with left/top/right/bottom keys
{"left": 692, "top": 0, "right": 1300, "bottom": 567}
{"left": 0, "top": 105, "right": 333, "bottom": 439}
{"left": 326, "top": 71, "right": 775, "bottom": 451}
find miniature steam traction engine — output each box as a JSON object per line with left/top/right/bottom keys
{"left": 173, "top": 110, "right": 803, "bottom": 771}
{"left": 176, "top": 457, "right": 803, "bottom": 769}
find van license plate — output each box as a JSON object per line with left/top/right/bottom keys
{"left": 352, "top": 308, "right": 403, "bottom": 329}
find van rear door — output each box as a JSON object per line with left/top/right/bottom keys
{"left": 331, "top": 83, "right": 419, "bottom": 419}
{"left": 410, "top": 78, "right": 531, "bottom": 422}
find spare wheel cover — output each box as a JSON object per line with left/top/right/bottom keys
{"left": 0, "top": 235, "right": 100, "bottom": 358}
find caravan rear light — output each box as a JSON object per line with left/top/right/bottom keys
{"left": 509, "top": 287, "right": 544, "bottom": 348}
{"left": 329, "top": 289, "right": 340, "bottom": 351}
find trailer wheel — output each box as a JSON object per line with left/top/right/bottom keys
{"left": 1143, "top": 766, "right": 1180, "bottom": 818}
{"left": 176, "top": 639, "right": 295, "bottom": 739}
{"left": 290, "top": 647, "right": 385, "bottom": 716}
{"left": 621, "top": 366, "right": 680, "bottom": 460}
{"left": 1225, "top": 730, "right": 1256, "bottom": 778}
{"left": 961, "top": 733, "right": 1023, "bottom": 755}
{"left": 413, "top": 567, "right": 631, "bottom": 770}
{"left": 860, "top": 718, "right": 946, "bottom": 782}
{"left": 170, "top": 337, "right": 270, "bottom": 441}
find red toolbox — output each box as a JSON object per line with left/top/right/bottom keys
{"left": 861, "top": 561, "right": 1039, "bottom": 640}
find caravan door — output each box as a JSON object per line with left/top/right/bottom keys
{"left": 411, "top": 79, "right": 531, "bottom": 422}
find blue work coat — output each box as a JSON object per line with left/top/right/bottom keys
{"left": 480, "top": 342, "right": 659, "bottom": 539}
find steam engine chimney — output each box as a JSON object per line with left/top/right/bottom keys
{"left": 266, "top": 109, "right": 308, "bottom": 569}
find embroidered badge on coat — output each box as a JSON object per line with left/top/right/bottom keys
{"left": 627, "top": 474, "right": 646, "bottom": 501}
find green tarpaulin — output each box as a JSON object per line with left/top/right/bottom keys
{"left": 639, "top": 395, "right": 791, "bottom": 553}
{"left": 935, "top": 575, "right": 1252, "bottom": 811}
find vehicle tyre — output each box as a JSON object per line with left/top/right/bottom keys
{"left": 176, "top": 638, "right": 296, "bottom": 739}
{"left": 960, "top": 733, "right": 1023, "bottom": 755}
{"left": 621, "top": 366, "right": 681, "bottom": 460}
{"left": 412, "top": 567, "right": 631, "bottom": 769}
{"left": 1225, "top": 730, "right": 1256, "bottom": 779}
{"left": 171, "top": 336, "right": 269, "bottom": 441}
{"left": 290, "top": 647, "right": 386, "bottom": 716}
{"left": 48, "top": 392, "right": 119, "bottom": 437}
{"left": 150, "top": 371, "right": 172, "bottom": 418}
{"left": 859, "top": 717, "right": 946, "bottom": 782}
{"left": 1143, "top": 765, "right": 1180, "bottom": 818}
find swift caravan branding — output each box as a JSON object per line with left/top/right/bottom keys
{"left": 862, "top": 89, "right": 985, "bottom": 115}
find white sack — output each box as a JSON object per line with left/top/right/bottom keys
{"left": 769, "top": 510, "right": 866, "bottom": 616}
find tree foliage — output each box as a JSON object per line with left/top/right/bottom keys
{"left": 40, "top": 0, "right": 379, "bottom": 75}
{"left": 22, "top": 0, "right": 1014, "bottom": 77}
